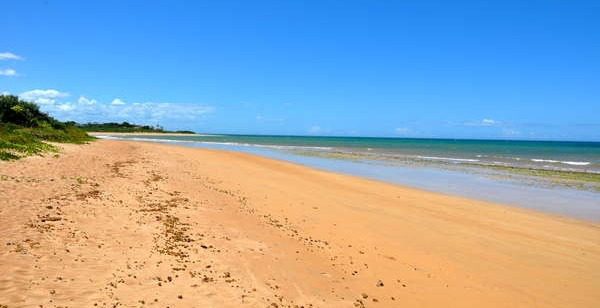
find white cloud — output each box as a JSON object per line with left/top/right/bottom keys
{"left": 17, "top": 89, "right": 214, "bottom": 125}
{"left": 0, "top": 52, "right": 23, "bottom": 61}
{"left": 57, "top": 103, "right": 76, "bottom": 111}
{"left": 464, "top": 118, "right": 500, "bottom": 127}
{"left": 1, "top": 91, "right": 11, "bottom": 96}
{"left": 0, "top": 68, "right": 17, "bottom": 76}
{"left": 501, "top": 128, "right": 520, "bottom": 137}
{"left": 19, "top": 89, "right": 70, "bottom": 104}
{"left": 481, "top": 118, "right": 497, "bottom": 125}
{"left": 111, "top": 98, "right": 125, "bottom": 105}
{"left": 103, "top": 102, "right": 214, "bottom": 123}
{"left": 78, "top": 96, "right": 97, "bottom": 105}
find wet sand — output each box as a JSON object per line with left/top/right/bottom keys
{"left": 1, "top": 140, "right": 599, "bottom": 307}
{"left": 88, "top": 132, "right": 199, "bottom": 137}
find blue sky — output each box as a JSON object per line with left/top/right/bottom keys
{"left": 1, "top": 0, "right": 599, "bottom": 140}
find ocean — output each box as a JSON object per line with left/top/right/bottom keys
{"left": 101, "top": 134, "right": 600, "bottom": 173}
{"left": 98, "top": 134, "right": 600, "bottom": 220}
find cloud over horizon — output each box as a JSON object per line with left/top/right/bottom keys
{"left": 20, "top": 89, "right": 70, "bottom": 105}
{"left": 111, "top": 98, "right": 125, "bottom": 105}
{"left": 16, "top": 89, "right": 214, "bottom": 127}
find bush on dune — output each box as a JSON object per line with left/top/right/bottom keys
{"left": 0, "top": 95, "right": 63, "bottom": 128}
{"left": 0, "top": 95, "right": 93, "bottom": 160}
{"left": 0, "top": 124, "right": 57, "bottom": 160}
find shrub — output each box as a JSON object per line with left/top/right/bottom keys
{"left": 0, "top": 95, "right": 94, "bottom": 160}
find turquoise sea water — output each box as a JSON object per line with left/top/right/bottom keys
{"left": 105, "top": 134, "right": 600, "bottom": 173}
{"left": 98, "top": 134, "right": 600, "bottom": 220}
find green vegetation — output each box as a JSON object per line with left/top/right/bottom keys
{"left": 77, "top": 122, "right": 195, "bottom": 134}
{"left": 0, "top": 95, "right": 93, "bottom": 160}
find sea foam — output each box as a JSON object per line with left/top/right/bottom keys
{"left": 531, "top": 158, "right": 591, "bottom": 166}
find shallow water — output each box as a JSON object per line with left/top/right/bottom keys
{"left": 96, "top": 134, "right": 600, "bottom": 173}
{"left": 99, "top": 135, "right": 600, "bottom": 221}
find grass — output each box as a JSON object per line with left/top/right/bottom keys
{"left": 1, "top": 95, "right": 193, "bottom": 161}
{"left": 1, "top": 95, "right": 95, "bottom": 161}
{"left": 0, "top": 125, "right": 58, "bottom": 160}
{"left": 0, "top": 124, "right": 94, "bottom": 160}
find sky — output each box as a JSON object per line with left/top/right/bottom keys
{"left": 1, "top": 0, "right": 599, "bottom": 141}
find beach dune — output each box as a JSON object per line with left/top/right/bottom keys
{"left": 1, "top": 140, "right": 599, "bottom": 307}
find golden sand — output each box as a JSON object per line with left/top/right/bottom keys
{"left": 1, "top": 140, "right": 599, "bottom": 307}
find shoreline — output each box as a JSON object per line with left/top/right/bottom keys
{"left": 95, "top": 134, "right": 600, "bottom": 221}
{"left": 1, "top": 140, "right": 599, "bottom": 307}
{"left": 292, "top": 148, "right": 600, "bottom": 191}
{"left": 88, "top": 131, "right": 199, "bottom": 137}
{"left": 95, "top": 133, "right": 600, "bottom": 188}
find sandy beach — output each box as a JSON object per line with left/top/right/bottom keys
{"left": 1, "top": 139, "right": 599, "bottom": 307}
{"left": 88, "top": 132, "right": 200, "bottom": 137}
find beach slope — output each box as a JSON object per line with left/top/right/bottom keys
{"left": 1, "top": 140, "right": 599, "bottom": 307}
